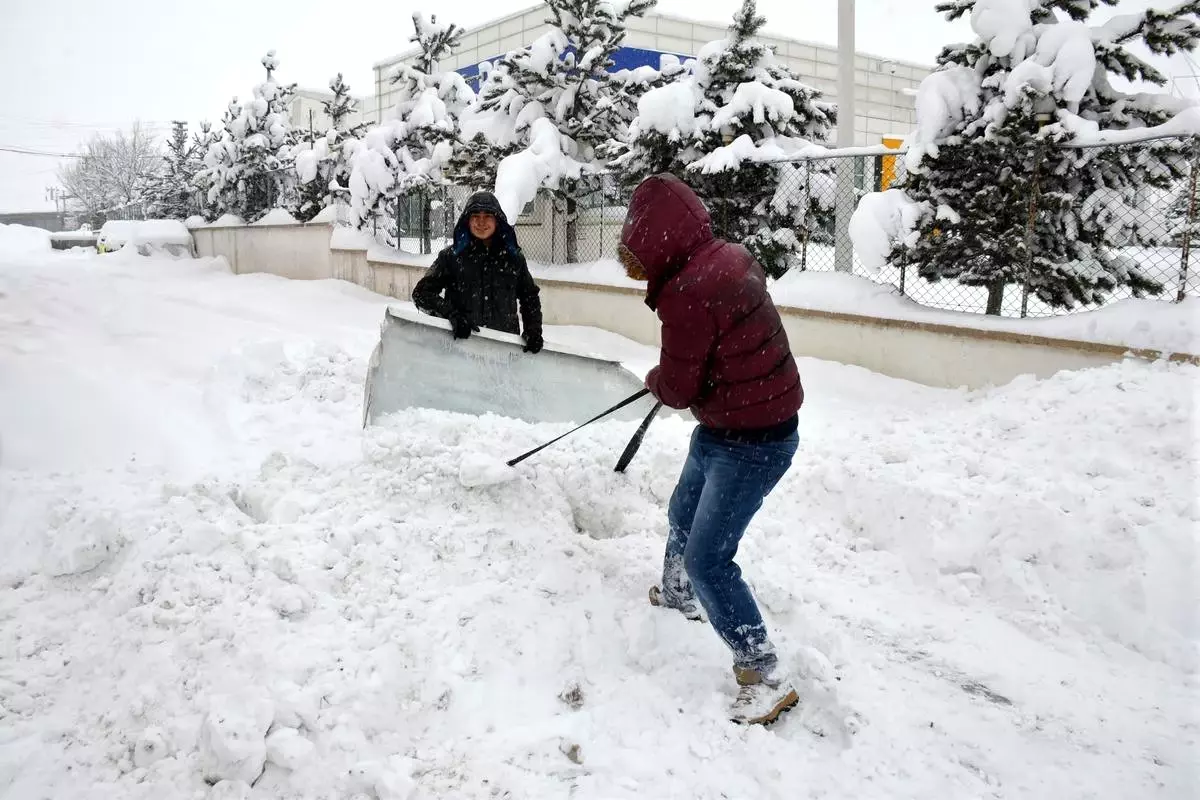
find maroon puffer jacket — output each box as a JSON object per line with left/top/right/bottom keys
{"left": 620, "top": 174, "right": 803, "bottom": 430}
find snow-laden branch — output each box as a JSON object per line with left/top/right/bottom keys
{"left": 493, "top": 118, "right": 587, "bottom": 221}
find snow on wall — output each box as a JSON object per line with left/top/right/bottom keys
{"left": 251, "top": 208, "right": 300, "bottom": 227}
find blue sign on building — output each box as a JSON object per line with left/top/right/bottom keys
{"left": 456, "top": 45, "right": 693, "bottom": 87}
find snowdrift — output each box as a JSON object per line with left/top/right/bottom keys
{"left": 364, "top": 306, "right": 657, "bottom": 427}
{"left": 0, "top": 222, "right": 52, "bottom": 255}
{"left": 2, "top": 249, "right": 1197, "bottom": 799}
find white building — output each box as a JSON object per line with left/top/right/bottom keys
{"left": 372, "top": 6, "right": 931, "bottom": 146}
{"left": 287, "top": 88, "right": 378, "bottom": 136}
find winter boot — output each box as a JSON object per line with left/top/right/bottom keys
{"left": 730, "top": 665, "right": 799, "bottom": 726}
{"left": 648, "top": 585, "right": 705, "bottom": 622}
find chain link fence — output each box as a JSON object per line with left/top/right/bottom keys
{"left": 373, "top": 135, "right": 1199, "bottom": 319}
{"left": 769, "top": 135, "right": 1200, "bottom": 318}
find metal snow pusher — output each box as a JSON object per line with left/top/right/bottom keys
{"left": 362, "top": 306, "right": 659, "bottom": 427}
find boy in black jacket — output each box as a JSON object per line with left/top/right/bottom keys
{"left": 412, "top": 191, "right": 543, "bottom": 353}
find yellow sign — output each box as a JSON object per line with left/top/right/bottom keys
{"left": 879, "top": 136, "right": 904, "bottom": 190}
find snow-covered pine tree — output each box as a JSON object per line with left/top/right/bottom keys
{"left": 481, "top": 0, "right": 656, "bottom": 262}
{"left": 1167, "top": 157, "right": 1200, "bottom": 239}
{"left": 196, "top": 51, "right": 298, "bottom": 223}
{"left": 293, "top": 73, "right": 369, "bottom": 222}
{"left": 611, "top": 0, "right": 836, "bottom": 277}
{"left": 349, "top": 13, "right": 474, "bottom": 249}
{"left": 146, "top": 121, "right": 198, "bottom": 219}
{"left": 866, "top": 0, "right": 1199, "bottom": 315}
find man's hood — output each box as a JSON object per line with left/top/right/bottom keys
{"left": 453, "top": 191, "right": 520, "bottom": 256}
{"left": 619, "top": 174, "right": 714, "bottom": 309}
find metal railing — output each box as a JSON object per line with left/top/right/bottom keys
{"left": 765, "top": 135, "right": 1199, "bottom": 318}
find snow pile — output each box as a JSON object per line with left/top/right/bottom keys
{"left": 250, "top": 208, "right": 299, "bottom": 226}
{"left": 98, "top": 220, "right": 193, "bottom": 248}
{"left": 329, "top": 225, "right": 374, "bottom": 250}
{"left": 308, "top": 204, "right": 340, "bottom": 224}
{"left": 0, "top": 223, "right": 53, "bottom": 255}
{"left": 1, "top": 246, "right": 1197, "bottom": 798}
{"left": 184, "top": 216, "right": 208, "bottom": 230}
{"left": 209, "top": 214, "right": 247, "bottom": 228}
{"left": 837, "top": 359, "right": 1199, "bottom": 669}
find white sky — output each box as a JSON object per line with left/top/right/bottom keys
{"left": 1, "top": 0, "right": 1194, "bottom": 212}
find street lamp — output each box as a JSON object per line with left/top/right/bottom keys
{"left": 833, "top": 0, "right": 856, "bottom": 273}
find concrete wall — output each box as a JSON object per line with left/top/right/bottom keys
{"left": 193, "top": 221, "right": 334, "bottom": 280}
{"left": 192, "top": 224, "right": 1193, "bottom": 390}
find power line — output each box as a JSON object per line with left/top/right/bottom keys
{"left": 0, "top": 144, "right": 83, "bottom": 158}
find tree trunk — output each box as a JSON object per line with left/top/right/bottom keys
{"left": 985, "top": 279, "right": 1006, "bottom": 316}
{"left": 565, "top": 195, "right": 578, "bottom": 265}
{"left": 421, "top": 190, "right": 432, "bottom": 255}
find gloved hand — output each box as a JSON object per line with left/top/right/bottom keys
{"left": 451, "top": 317, "right": 475, "bottom": 340}
{"left": 522, "top": 333, "right": 543, "bottom": 354}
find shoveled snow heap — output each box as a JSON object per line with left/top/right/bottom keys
{"left": 0, "top": 249, "right": 1197, "bottom": 799}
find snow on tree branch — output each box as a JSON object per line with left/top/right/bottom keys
{"left": 494, "top": 118, "right": 586, "bottom": 221}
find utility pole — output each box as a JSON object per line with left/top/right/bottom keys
{"left": 834, "top": 0, "right": 857, "bottom": 273}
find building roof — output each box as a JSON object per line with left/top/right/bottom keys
{"left": 373, "top": 4, "right": 933, "bottom": 72}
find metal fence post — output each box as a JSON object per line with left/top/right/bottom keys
{"left": 1019, "top": 140, "right": 1046, "bottom": 319}
{"left": 799, "top": 161, "right": 811, "bottom": 272}
{"left": 1177, "top": 138, "right": 1200, "bottom": 303}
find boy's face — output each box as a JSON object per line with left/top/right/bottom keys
{"left": 469, "top": 212, "right": 497, "bottom": 241}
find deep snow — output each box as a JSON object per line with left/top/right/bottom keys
{"left": 1, "top": 249, "right": 1197, "bottom": 799}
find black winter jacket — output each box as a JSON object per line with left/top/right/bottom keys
{"left": 411, "top": 192, "right": 543, "bottom": 340}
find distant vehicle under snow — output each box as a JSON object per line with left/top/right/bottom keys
{"left": 97, "top": 220, "right": 196, "bottom": 257}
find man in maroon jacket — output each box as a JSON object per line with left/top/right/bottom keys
{"left": 619, "top": 174, "right": 804, "bottom": 726}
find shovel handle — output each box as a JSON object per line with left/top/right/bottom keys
{"left": 614, "top": 401, "right": 662, "bottom": 473}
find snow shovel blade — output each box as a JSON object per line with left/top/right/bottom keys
{"left": 363, "top": 307, "right": 652, "bottom": 426}
{"left": 614, "top": 401, "right": 662, "bottom": 473}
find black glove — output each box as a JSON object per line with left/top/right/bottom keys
{"left": 451, "top": 317, "right": 475, "bottom": 340}
{"left": 523, "top": 333, "right": 543, "bottom": 354}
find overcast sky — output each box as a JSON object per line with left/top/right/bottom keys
{"left": 1, "top": 0, "right": 1194, "bottom": 212}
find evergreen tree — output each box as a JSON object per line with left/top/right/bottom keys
{"left": 196, "top": 51, "right": 298, "bottom": 222}
{"left": 480, "top": 0, "right": 656, "bottom": 261}
{"left": 877, "top": 0, "right": 1199, "bottom": 314}
{"left": 349, "top": 13, "right": 474, "bottom": 247}
{"left": 1167, "top": 166, "right": 1200, "bottom": 240}
{"left": 146, "top": 121, "right": 198, "bottom": 219}
{"left": 611, "top": 0, "right": 836, "bottom": 277}
{"left": 294, "top": 73, "right": 369, "bottom": 222}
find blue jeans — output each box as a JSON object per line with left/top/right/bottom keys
{"left": 662, "top": 425, "right": 799, "bottom": 674}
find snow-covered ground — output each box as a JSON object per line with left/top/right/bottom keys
{"left": 1, "top": 249, "right": 1197, "bottom": 799}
